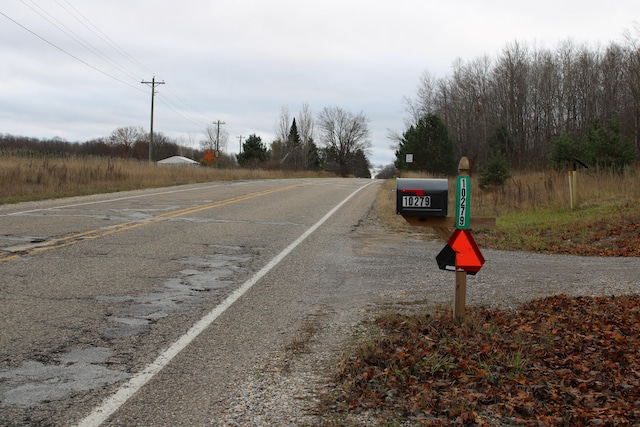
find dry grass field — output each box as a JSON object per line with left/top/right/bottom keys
{"left": 379, "top": 168, "right": 639, "bottom": 218}
{"left": 0, "top": 154, "right": 327, "bottom": 204}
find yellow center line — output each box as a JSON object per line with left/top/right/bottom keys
{"left": 0, "top": 183, "right": 308, "bottom": 263}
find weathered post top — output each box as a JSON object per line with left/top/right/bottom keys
{"left": 458, "top": 156, "right": 470, "bottom": 175}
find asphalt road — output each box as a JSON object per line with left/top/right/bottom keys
{"left": 1, "top": 178, "right": 638, "bottom": 426}
{"left": 0, "top": 178, "right": 384, "bottom": 426}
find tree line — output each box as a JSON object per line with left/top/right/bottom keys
{"left": 0, "top": 129, "right": 203, "bottom": 163}
{"left": 237, "top": 104, "right": 372, "bottom": 177}
{"left": 1, "top": 105, "right": 373, "bottom": 178}
{"left": 396, "top": 31, "right": 640, "bottom": 174}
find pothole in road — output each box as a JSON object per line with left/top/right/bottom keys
{"left": 100, "top": 252, "right": 253, "bottom": 339}
{"left": 0, "top": 347, "right": 129, "bottom": 408}
{"left": 0, "top": 248, "right": 255, "bottom": 409}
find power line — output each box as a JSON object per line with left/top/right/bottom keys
{"left": 46, "top": 2, "right": 211, "bottom": 131}
{"left": 56, "top": 0, "right": 155, "bottom": 77}
{"left": 3, "top": 4, "right": 215, "bottom": 138}
{"left": 44, "top": 2, "right": 211, "bottom": 131}
{"left": 155, "top": 96, "right": 205, "bottom": 129}
{"left": 20, "top": 0, "right": 141, "bottom": 83}
{"left": 0, "top": 9, "right": 144, "bottom": 93}
{"left": 163, "top": 84, "right": 212, "bottom": 125}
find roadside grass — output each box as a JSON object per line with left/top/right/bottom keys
{"left": 375, "top": 168, "right": 640, "bottom": 256}
{"left": 0, "top": 153, "right": 329, "bottom": 205}
{"left": 317, "top": 168, "right": 640, "bottom": 426}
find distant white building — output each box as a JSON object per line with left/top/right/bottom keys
{"left": 157, "top": 156, "right": 200, "bottom": 166}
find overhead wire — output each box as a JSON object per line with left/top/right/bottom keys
{"left": 20, "top": 0, "right": 142, "bottom": 83}
{"left": 156, "top": 96, "right": 207, "bottom": 129}
{"left": 0, "top": 9, "right": 144, "bottom": 93}
{"left": 161, "top": 83, "right": 218, "bottom": 128}
{"left": 55, "top": 0, "right": 155, "bottom": 78}
{"left": 2, "top": 2, "right": 215, "bottom": 136}
{"left": 55, "top": 0, "right": 215, "bottom": 134}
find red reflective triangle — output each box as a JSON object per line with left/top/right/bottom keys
{"left": 448, "top": 229, "right": 485, "bottom": 272}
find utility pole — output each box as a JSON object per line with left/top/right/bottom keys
{"left": 213, "top": 120, "right": 225, "bottom": 157}
{"left": 141, "top": 77, "right": 165, "bottom": 162}
{"left": 237, "top": 135, "right": 244, "bottom": 154}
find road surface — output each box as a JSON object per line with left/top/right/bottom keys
{"left": 0, "top": 178, "right": 386, "bottom": 425}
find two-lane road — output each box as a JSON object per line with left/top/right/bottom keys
{"left": 0, "top": 178, "right": 380, "bottom": 426}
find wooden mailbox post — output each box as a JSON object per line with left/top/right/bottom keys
{"left": 399, "top": 157, "right": 496, "bottom": 321}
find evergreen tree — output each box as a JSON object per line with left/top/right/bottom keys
{"left": 551, "top": 120, "right": 636, "bottom": 171}
{"left": 584, "top": 119, "right": 636, "bottom": 171}
{"left": 287, "top": 118, "right": 301, "bottom": 148}
{"left": 478, "top": 125, "right": 512, "bottom": 188}
{"left": 488, "top": 124, "right": 514, "bottom": 159}
{"left": 351, "top": 149, "right": 372, "bottom": 178}
{"left": 478, "top": 151, "right": 511, "bottom": 189}
{"left": 305, "top": 140, "right": 320, "bottom": 170}
{"left": 237, "top": 134, "right": 268, "bottom": 168}
{"left": 550, "top": 133, "right": 586, "bottom": 170}
{"left": 284, "top": 118, "right": 304, "bottom": 169}
{"left": 395, "top": 114, "right": 456, "bottom": 175}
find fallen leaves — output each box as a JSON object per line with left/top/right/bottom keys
{"left": 329, "top": 294, "right": 640, "bottom": 426}
{"left": 553, "top": 214, "right": 640, "bottom": 257}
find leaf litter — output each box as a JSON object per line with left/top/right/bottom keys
{"left": 327, "top": 294, "right": 640, "bottom": 426}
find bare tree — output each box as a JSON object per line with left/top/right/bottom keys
{"left": 399, "top": 35, "right": 640, "bottom": 170}
{"left": 317, "top": 106, "right": 371, "bottom": 175}
{"left": 406, "top": 71, "right": 439, "bottom": 124}
{"left": 108, "top": 126, "right": 145, "bottom": 157}
{"left": 201, "top": 123, "right": 228, "bottom": 155}
{"left": 275, "top": 105, "right": 291, "bottom": 144}
{"left": 298, "top": 103, "right": 314, "bottom": 146}
{"left": 624, "top": 24, "right": 640, "bottom": 151}
{"left": 298, "top": 103, "right": 318, "bottom": 169}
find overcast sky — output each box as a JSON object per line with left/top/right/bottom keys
{"left": 1, "top": 1, "right": 638, "bottom": 167}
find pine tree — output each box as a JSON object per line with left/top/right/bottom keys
{"left": 237, "top": 134, "right": 267, "bottom": 168}
{"left": 395, "top": 114, "right": 456, "bottom": 175}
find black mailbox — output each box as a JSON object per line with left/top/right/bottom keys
{"left": 396, "top": 178, "right": 448, "bottom": 216}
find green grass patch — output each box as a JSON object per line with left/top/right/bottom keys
{"left": 475, "top": 200, "right": 640, "bottom": 255}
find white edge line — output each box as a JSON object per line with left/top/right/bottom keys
{"left": 75, "top": 180, "right": 374, "bottom": 427}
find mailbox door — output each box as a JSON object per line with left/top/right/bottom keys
{"left": 396, "top": 178, "right": 448, "bottom": 217}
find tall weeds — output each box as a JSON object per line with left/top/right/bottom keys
{"left": 473, "top": 168, "right": 638, "bottom": 216}
{"left": 398, "top": 168, "right": 638, "bottom": 216}
{"left": 377, "top": 167, "right": 639, "bottom": 235}
{"left": 0, "top": 154, "right": 328, "bottom": 204}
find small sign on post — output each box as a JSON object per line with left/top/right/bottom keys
{"left": 456, "top": 175, "right": 471, "bottom": 229}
